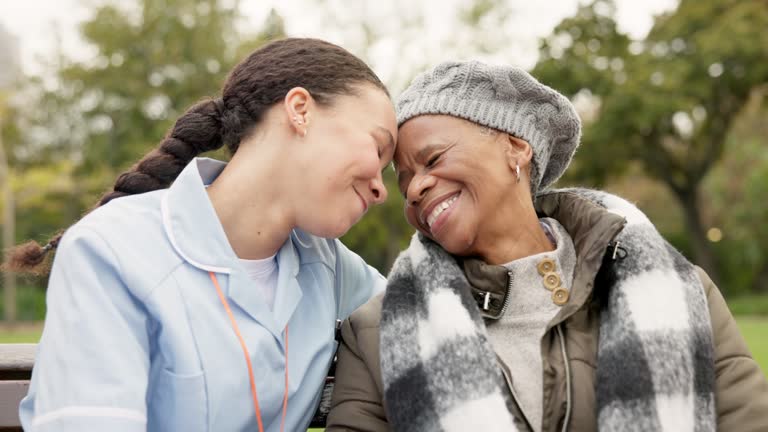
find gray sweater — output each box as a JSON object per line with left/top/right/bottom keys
{"left": 486, "top": 218, "right": 577, "bottom": 432}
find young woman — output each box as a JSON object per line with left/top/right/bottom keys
{"left": 6, "top": 38, "right": 397, "bottom": 432}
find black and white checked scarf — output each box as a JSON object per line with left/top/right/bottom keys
{"left": 380, "top": 189, "right": 716, "bottom": 432}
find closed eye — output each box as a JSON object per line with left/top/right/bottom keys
{"left": 426, "top": 153, "right": 440, "bottom": 168}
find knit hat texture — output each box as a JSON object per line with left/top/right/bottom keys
{"left": 396, "top": 61, "right": 581, "bottom": 193}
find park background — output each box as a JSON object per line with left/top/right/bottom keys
{"left": 0, "top": 0, "right": 766, "bottom": 377}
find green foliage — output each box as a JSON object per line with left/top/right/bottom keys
{"left": 533, "top": 0, "right": 768, "bottom": 285}
{"left": 538, "top": 0, "right": 768, "bottom": 189}
{"left": 58, "top": 0, "right": 278, "bottom": 173}
{"left": 536, "top": 0, "right": 630, "bottom": 97}
{"left": 8, "top": 0, "right": 285, "bottom": 247}
{"left": 705, "top": 93, "right": 768, "bottom": 294}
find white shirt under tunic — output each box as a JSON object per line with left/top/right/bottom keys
{"left": 238, "top": 254, "right": 279, "bottom": 311}
{"left": 485, "top": 218, "right": 577, "bottom": 432}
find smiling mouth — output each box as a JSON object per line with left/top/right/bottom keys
{"left": 424, "top": 193, "right": 460, "bottom": 230}
{"left": 353, "top": 188, "right": 369, "bottom": 213}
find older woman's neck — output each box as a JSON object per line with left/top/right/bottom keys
{"left": 479, "top": 199, "right": 554, "bottom": 265}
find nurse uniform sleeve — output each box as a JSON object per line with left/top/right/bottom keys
{"left": 333, "top": 240, "right": 386, "bottom": 319}
{"left": 19, "top": 226, "right": 150, "bottom": 432}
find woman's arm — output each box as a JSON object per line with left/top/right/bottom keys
{"left": 326, "top": 296, "right": 389, "bottom": 432}
{"left": 697, "top": 267, "right": 768, "bottom": 431}
{"left": 19, "top": 227, "right": 150, "bottom": 432}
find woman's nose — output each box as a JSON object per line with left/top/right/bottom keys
{"left": 406, "top": 173, "right": 434, "bottom": 207}
{"left": 369, "top": 172, "right": 388, "bottom": 205}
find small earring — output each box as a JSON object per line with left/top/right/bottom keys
{"left": 516, "top": 164, "right": 521, "bottom": 183}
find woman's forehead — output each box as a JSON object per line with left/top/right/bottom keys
{"left": 398, "top": 117, "right": 462, "bottom": 148}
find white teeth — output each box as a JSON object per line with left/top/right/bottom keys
{"left": 426, "top": 195, "right": 458, "bottom": 229}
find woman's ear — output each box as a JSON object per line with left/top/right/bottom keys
{"left": 283, "top": 87, "right": 313, "bottom": 136}
{"left": 504, "top": 134, "right": 533, "bottom": 171}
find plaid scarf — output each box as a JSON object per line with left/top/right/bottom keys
{"left": 380, "top": 189, "right": 716, "bottom": 432}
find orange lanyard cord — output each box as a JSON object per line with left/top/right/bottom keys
{"left": 280, "top": 327, "right": 289, "bottom": 432}
{"left": 209, "top": 272, "right": 289, "bottom": 432}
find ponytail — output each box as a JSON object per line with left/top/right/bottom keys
{"left": 100, "top": 98, "right": 224, "bottom": 205}
{"left": 3, "top": 98, "right": 225, "bottom": 274}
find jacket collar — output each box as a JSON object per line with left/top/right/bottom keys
{"left": 161, "top": 157, "right": 302, "bottom": 275}
{"left": 461, "top": 190, "right": 627, "bottom": 319}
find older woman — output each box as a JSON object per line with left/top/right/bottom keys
{"left": 325, "top": 61, "right": 768, "bottom": 432}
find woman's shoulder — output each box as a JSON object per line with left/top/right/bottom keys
{"left": 74, "top": 189, "right": 167, "bottom": 239}
{"left": 58, "top": 190, "right": 182, "bottom": 291}
{"left": 348, "top": 292, "right": 385, "bottom": 331}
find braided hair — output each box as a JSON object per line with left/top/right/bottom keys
{"left": 4, "top": 38, "right": 387, "bottom": 274}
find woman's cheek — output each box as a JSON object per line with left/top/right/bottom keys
{"left": 405, "top": 208, "right": 420, "bottom": 230}
{"left": 363, "top": 150, "right": 383, "bottom": 177}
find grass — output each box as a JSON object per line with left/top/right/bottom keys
{"left": 736, "top": 317, "right": 768, "bottom": 376}
{"left": 0, "top": 322, "right": 43, "bottom": 344}
{"left": 0, "top": 318, "right": 766, "bottom": 373}
{"left": 727, "top": 295, "right": 768, "bottom": 317}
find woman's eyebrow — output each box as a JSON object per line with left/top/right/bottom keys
{"left": 394, "top": 142, "right": 445, "bottom": 172}
{"left": 415, "top": 143, "right": 445, "bottom": 161}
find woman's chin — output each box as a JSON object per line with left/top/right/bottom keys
{"left": 330, "top": 222, "right": 355, "bottom": 239}
{"left": 304, "top": 217, "right": 355, "bottom": 239}
{"left": 432, "top": 231, "right": 473, "bottom": 257}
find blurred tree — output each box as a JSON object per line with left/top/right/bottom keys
{"left": 534, "top": 0, "right": 768, "bottom": 283}
{"left": 310, "top": 0, "right": 516, "bottom": 93}
{"left": 12, "top": 0, "right": 285, "bottom": 241}
{"left": 1, "top": 93, "right": 18, "bottom": 322}
{"left": 58, "top": 0, "right": 282, "bottom": 173}
{"left": 705, "top": 88, "right": 768, "bottom": 294}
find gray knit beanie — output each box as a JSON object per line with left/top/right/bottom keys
{"left": 396, "top": 61, "right": 581, "bottom": 194}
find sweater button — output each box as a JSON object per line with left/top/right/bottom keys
{"left": 552, "top": 287, "right": 570, "bottom": 305}
{"left": 543, "top": 272, "right": 561, "bottom": 290}
{"left": 537, "top": 258, "right": 556, "bottom": 275}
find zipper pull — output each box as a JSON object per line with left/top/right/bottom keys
{"left": 609, "top": 241, "right": 627, "bottom": 260}
{"left": 482, "top": 292, "right": 491, "bottom": 311}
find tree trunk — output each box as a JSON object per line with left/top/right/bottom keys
{"left": 0, "top": 118, "right": 17, "bottom": 324}
{"left": 673, "top": 185, "right": 721, "bottom": 286}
